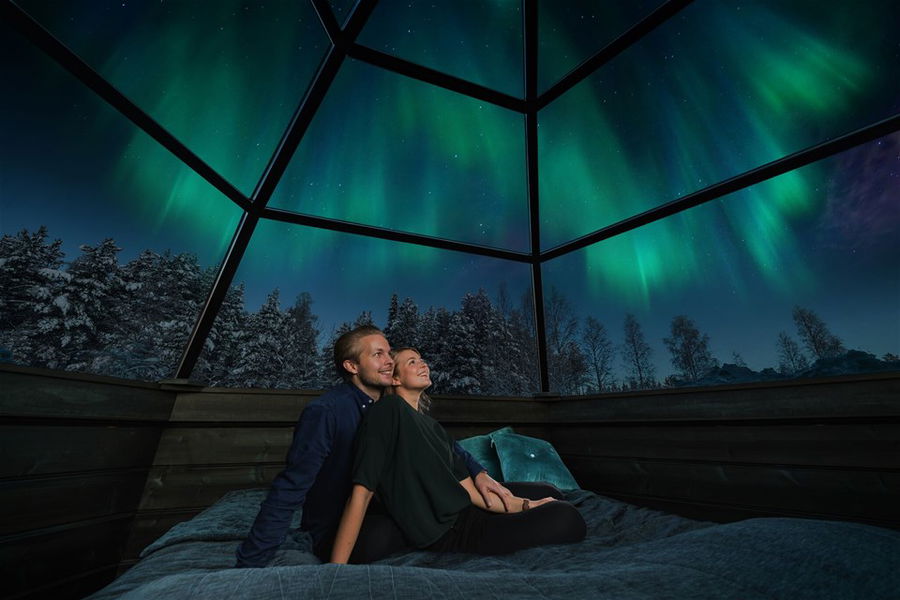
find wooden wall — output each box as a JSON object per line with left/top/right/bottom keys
{"left": 0, "top": 365, "right": 174, "bottom": 600}
{"left": 3, "top": 365, "right": 897, "bottom": 600}
{"left": 545, "top": 373, "right": 900, "bottom": 528}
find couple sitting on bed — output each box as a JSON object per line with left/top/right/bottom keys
{"left": 236, "top": 325, "right": 585, "bottom": 567}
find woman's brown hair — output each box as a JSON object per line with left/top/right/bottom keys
{"left": 390, "top": 347, "right": 432, "bottom": 413}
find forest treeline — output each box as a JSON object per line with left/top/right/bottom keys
{"left": 1, "top": 228, "right": 896, "bottom": 394}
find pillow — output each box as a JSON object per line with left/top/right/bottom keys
{"left": 457, "top": 426, "right": 514, "bottom": 481}
{"left": 490, "top": 431, "right": 579, "bottom": 491}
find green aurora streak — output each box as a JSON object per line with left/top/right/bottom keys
{"left": 18, "top": 0, "right": 898, "bottom": 306}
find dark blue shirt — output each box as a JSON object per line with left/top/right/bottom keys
{"left": 235, "top": 383, "right": 484, "bottom": 567}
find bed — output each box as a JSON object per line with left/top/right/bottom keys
{"left": 87, "top": 430, "right": 900, "bottom": 600}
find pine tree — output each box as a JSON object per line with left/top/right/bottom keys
{"left": 114, "top": 250, "right": 206, "bottom": 381}
{"left": 418, "top": 306, "right": 454, "bottom": 393}
{"left": 621, "top": 313, "right": 655, "bottom": 389}
{"left": 443, "top": 309, "right": 482, "bottom": 394}
{"left": 792, "top": 306, "right": 845, "bottom": 360}
{"left": 282, "top": 292, "right": 322, "bottom": 389}
{"left": 197, "top": 281, "right": 247, "bottom": 387}
{"left": 0, "top": 226, "right": 66, "bottom": 333}
{"left": 386, "top": 296, "right": 420, "bottom": 349}
{"left": 29, "top": 239, "right": 124, "bottom": 372}
{"left": 235, "top": 290, "right": 287, "bottom": 388}
{"left": 583, "top": 316, "right": 615, "bottom": 392}
{"left": 663, "top": 315, "right": 717, "bottom": 382}
{"left": 776, "top": 331, "right": 809, "bottom": 374}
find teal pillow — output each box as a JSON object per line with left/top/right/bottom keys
{"left": 457, "top": 426, "right": 514, "bottom": 481}
{"left": 490, "top": 431, "right": 579, "bottom": 491}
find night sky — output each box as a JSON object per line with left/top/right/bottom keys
{"left": 2, "top": 0, "right": 898, "bottom": 379}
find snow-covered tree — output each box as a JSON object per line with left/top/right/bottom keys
{"left": 792, "top": 306, "right": 844, "bottom": 360}
{"left": 621, "top": 313, "right": 655, "bottom": 389}
{"left": 442, "top": 308, "right": 482, "bottom": 394}
{"left": 583, "top": 316, "right": 615, "bottom": 392}
{"left": 24, "top": 239, "right": 124, "bottom": 371}
{"left": 776, "top": 330, "right": 809, "bottom": 374}
{"left": 663, "top": 315, "right": 717, "bottom": 382}
{"left": 282, "top": 292, "right": 322, "bottom": 389}
{"left": 0, "top": 227, "right": 66, "bottom": 339}
{"left": 385, "top": 296, "right": 420, "bottom": 349}
{"left": 111, "top": 250, "right": 206, "bottom": 380}
{"left": 418, "top": 306, "right": 454, "bottom": 393}
{"left": 196, "top": 281, "right": 248, "bottom": 387}
{"left": 235, "top": 290, "right": 287, "bottom": 388}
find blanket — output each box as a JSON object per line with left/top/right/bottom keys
{"left": 88, "top": 488, "right": 900, "bottom": 599}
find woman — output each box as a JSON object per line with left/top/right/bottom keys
{"left": 331, "top": 348, "right": 586, "bottom": 564}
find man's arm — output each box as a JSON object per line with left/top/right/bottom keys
{"left": 235, "top": 404, "right": 334, "bottom": 568}
{"left": 451, "top": 440, "right": 514, "bottom": 512}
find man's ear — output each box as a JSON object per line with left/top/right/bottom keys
{"left": 343, "top": 359, "right": 359, "bottom": 375}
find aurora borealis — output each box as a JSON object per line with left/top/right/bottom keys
{"left": 2, "top": 0, "right": 898, "bottom": 383}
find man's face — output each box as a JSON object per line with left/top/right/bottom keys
{"left": 345, "top": 334, "right": 394, "bottom": 391}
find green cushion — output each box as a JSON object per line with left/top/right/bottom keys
{"left": 490, "top": 431, "right": 579, "bottom": 491}
{"left": 457, "top": 426, "right": 513, "bottom": 481}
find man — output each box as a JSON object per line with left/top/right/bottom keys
{"left": 235, "top": 325, "right": 513, "bottom": 566}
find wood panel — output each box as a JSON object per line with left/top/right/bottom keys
{"left": 122, "top": 508, "right": 205, "bottom": 563}
{"left": 0, "top": 470, "right": 146, "bottom": 536}
{"left": 548, "top": 423, "right": 900, "bottom": 468}
{"left": 152, "top": 427, "right": 295, "bottom": 466}
{"left": 10, "top": 565, "right": 120, "bottom": 600}
{"left": 564, "top": 455, "right": 900, "bottom": 526}
{"left": 0, "top": 424, "right": 162, "bottom": 478}
{"left": 0, "top": 365, "right": 173, "bottom": 422}
{"left": 168, "top": 390, "right": 315, "bottom": 422}
{"left": 0, "top": 516, "right": 131, "bottom": 600}
{"left": 546, "top": 374, "right": 900, "bottom": 423}
{"left": 138, "top": 465, "right": 279, "bottom": 511}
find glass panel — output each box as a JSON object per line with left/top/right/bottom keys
{"left": 539, "top": 0, "right": 900, "bottom": 250}
{"left": 542, "top": 133, "right": 900, "bottom": 394}
{"left": 270, "top": 59, "right": 529, "bottom": 252}
{"left": 538, "top": 0, "right": 665, "bottom": 94}
{"left": 194, "top": 219, "right": 538, "bottom": 395}
{"left": 17, "top": 0, "right": 330, "bottom": 196}
{"left": 328, "top": 0, "right": 357, "bottom": 28}
{"left": 1, "top": 22, "right": 243, "bottom": 381}
{"left": 357, "top": 0, "right": 523, "bottom": 97}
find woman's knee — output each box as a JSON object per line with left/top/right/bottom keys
{"left": 545, "top": 501, "right": 586, "bottom": 542}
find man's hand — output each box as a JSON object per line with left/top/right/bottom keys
{"left": 473, "top": 471, "right": 514, "bottom": 512}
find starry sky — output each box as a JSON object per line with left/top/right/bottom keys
{"left": 1, "top": 0, "right": 898, "bottom": 378}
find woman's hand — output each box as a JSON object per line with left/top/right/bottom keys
{"left": 461, "top": 478, "right": 556, "bottom": 513}
{"left": 524, "top": 496, "right": 557, "bottom": 510}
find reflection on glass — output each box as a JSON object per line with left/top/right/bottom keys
{"left": 195, "top": 219, "right": 538, "bottom": 395}
{"left": 17, "top": 0, "right": 329, "bottom": 195}
{"left": 358, "top": 0, "right": 523, "bottom": 97}
{"left": 542, "top": 134, "right": 900, "bottom": 394}
{"left": 539, "top": 0, "right": 900, "bottom": 249}
{"left": 538, "top": 0, "right": 665, "bottom": 94}
{"left": 270, "top": 59, "right": 529, "bottom": 252}
{"left": 1, "top": 25, "right": 242, "bottom": 381}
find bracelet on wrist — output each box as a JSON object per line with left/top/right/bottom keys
{"left": 522, "top": 498, "right": 530, "bottom": 511}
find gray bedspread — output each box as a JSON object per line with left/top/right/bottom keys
{"left": 89, "top": 489, "right": 900, "bottom": 599}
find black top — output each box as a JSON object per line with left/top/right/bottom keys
{"left": 352, "top": 394, "right": 471, "bottom": 547}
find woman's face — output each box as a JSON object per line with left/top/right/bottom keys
{"left": 391, "top": 349, "right": 432, "bottom": 391}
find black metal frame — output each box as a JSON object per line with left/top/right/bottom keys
{"left": 4, "top": 0, "right": 899, "bottom": 392}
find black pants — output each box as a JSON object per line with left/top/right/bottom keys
{"left": 346, "top": 482, "right": 580, "bottom": 564}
